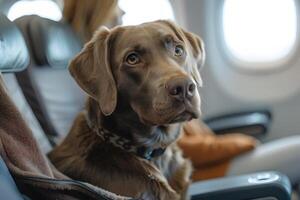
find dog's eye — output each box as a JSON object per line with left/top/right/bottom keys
{"left": 126, "top": 53, "right": 140, "bottom": 65}
{"left": 174, "top": 45, "right": 184, "bottom": 57}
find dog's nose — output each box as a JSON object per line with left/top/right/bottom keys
{"left": 166, "top": 77, "right": 196, "bottom": 101}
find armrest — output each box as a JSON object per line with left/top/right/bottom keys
{"left": 203, "top": 110, "right": 271, "bottom": 137}
{"left": 188, "top": 171, "right": 291, "bottom": 200}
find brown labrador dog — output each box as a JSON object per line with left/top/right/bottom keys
{"left": 49, "top": 20, "right": 205, "bottom": 200}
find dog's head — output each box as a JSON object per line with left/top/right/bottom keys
{"left": 69, "top": 20, "right": 205, "bottom": 125}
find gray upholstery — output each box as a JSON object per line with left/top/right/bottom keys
{"left": 15, "top": 16, "right": 85, "bottom": 142}
{"left": 0, "top": 157, "right": 24, "bottom": 200}
{"left": 30, "top": 67, "right": 85, "bottom": 140}
{"left": 0, "top": 13, "right": 29, "bottom": 73}
{"left": 28, "top": 16, "right": 82, "bottom": 68}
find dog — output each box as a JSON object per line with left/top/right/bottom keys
{"left": 49, "top": 20, "right": 205, "bottom": 200}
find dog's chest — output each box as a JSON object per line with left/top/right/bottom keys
{"left": 152, "top": 146, "right": 176, "bottom": 179}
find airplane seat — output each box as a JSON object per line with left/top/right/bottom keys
{"left": 0, "top": 13, "right": 293, "bottom": 200}
{"left": 0, "top": 13, "right": 37, "bottom": 200}
{"left": 0, "top": 14, "right": 52, "bottom": 153}
{"left": 14, "top": 15, "right": 85, "bottom": 144}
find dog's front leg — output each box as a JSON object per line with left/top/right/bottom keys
{"left": 139, "top": 158, "right": 181, "bottom": 200}
{"left": 169, "top": 158, "right": 192, "bottom": 200}
{"left": 163, "top": 145, "right": 193, "bottom": 200}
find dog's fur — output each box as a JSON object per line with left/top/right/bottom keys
{"left": 49, "top": 20, "right": 205, "bottom": 200}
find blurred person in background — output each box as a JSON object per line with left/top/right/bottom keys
{"left": 63, "top": 0, "right": 123, "bottom": 42}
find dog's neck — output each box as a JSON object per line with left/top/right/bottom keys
{"left": 85, "top": 98, "right": 181, "bottom": 158}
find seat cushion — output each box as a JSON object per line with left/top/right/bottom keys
{"left": 30, "top": 67, "right": 85, "bottom": 138}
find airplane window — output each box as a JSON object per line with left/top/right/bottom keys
{"left": 223, "top": 0, "right": 297, "bottom": 69}
{"left": 119, "top": 0, "right": 175, "bottom": 25}
{"left": 7, "top": 0, "right": 62, "bottom": 21}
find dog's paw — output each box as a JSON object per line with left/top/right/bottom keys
{"left": 158, "top": 190, "right": 180, "bottom": 200}
{"left": 140, "top": 190, "right": 180, "bottom": 200}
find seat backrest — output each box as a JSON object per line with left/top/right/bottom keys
{"left": 0, "top": 14, "right": 52, "bottom": 153}
{"left": 14, "top": 15, "right": 85, "bottom": 143}
{"left": 0, "top": 13, "right": 44, "bottom": 200}
{"left": 0, "top": 13, "right": 28, "bottom": 73}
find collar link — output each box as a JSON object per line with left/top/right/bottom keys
{"left": 96, "top": 128, "right": 165, "bottom": 160}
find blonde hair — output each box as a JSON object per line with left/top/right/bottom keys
{"left": 63, "top": 0, "right": 119, "bottom": 41}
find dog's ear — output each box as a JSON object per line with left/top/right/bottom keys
{"left": 181, "top": 28, "right": 205, "bottom": 86}
{"left": 181, "top": 28, "right": 205, "bottom": 70}
{"left": 158, "top": 20, "right": 205, "bottom": 86}
{"left": 69, "top": 27, "right": 117, "bottom": 116}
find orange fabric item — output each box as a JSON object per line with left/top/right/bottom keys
{"left": 192, "top": 161, "right": 231, "bottom": 181}
{"left": 178, "top": 119, "right": 258, "bottom": 181}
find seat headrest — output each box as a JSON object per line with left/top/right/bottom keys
{"left": 0, "top": 14, "right": 29, "bottom": 73}
{"left": 15, "top": 15, "right": 82, "bottom": 68}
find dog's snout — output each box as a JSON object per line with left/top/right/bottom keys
{"left": 166, "top": 77, "right": 196, "bottom": 101}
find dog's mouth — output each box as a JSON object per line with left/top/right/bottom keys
{"left": 158, "top": 100, "right": 200, "bottom": 124}
{"left": 168, "top": 110, "right": 198, "bottom": 123}
{"left": 140, "top": 104, "right": 199, "bottom": 126}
